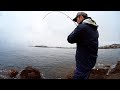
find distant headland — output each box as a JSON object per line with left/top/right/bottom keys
{"left": 33, "top": 45, "right": 76, "bottom": 49}
{"left": 32, "top": 44, "right": 120, "bottom": 49}
{"left": 99, "top": 44, "right": 120, "bottom": 49}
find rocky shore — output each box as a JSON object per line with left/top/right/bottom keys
{"left": 66, "top": 61, "right": 120, "bottom": 79}
{"left": 1, "top": 61, "right": 120, "bottom": 79}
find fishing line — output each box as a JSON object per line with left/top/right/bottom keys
{"left": 42, "top": 11, "right": 77, "bottom": 26}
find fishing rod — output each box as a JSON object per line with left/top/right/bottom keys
{"left": 42, "top": 11, "right": 77, "bottom": 26}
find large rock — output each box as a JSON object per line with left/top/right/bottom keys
{"left": 8, "top": 69, "right": 18, "bottom": 78}
{"left": 89, "top": 61, "right": 120, "bottom": 79}
{"left": 108, "top": 61, "right": 120, "bottom": 74}
{"left": 20, "top": 66, "right": 43, "bottom": 79}
{"left": 89, "top": 68, "right": 109, "bottom": 79}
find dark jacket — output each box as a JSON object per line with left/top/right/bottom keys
{"left": 67, "top": 17, "right": 99, "bottom": 71}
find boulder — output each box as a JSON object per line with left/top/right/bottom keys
{"left": 109, "top": 61, "right": 120, "bottom": 74}
{"left": 8, "top": 69, "right": 18, "bottom": 78}
{"left": 20, "top": 66, "right": 43, "bottom": 79}
{"left": 89, "top": 68, "right": 109, "bottom": 79}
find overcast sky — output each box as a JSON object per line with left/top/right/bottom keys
{"left": 0, "top": 11, "right": 120, "bottom": 47}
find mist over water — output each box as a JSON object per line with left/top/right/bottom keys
{"left": 0, "top": 11, "right": 120, "bottom": 47}
{"left": 32, "top": 12, "right": 76, "bottom": 47}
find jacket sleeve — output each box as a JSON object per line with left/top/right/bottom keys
{"left": 67, "top": 24, "right": 85, "bottom": 44}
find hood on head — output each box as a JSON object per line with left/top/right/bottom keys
{"left": 82, "top": 17, "right": 98, "bottom": 29}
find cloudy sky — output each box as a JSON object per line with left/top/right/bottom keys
{"left": 0, "top": 11, "right": 120, "bottom": 47}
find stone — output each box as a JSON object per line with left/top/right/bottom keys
{"left": 8, "top": 69, "right": 18, "bottom": 78}
{"left": 20, "top": 66, "right": 43, "bottom": 79}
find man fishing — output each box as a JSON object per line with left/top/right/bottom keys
{"left": 67, "top": 12, "right": 99, "bottom": 79}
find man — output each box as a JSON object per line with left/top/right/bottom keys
{"left": 67, "top": 12, "right": 99, "bottom": 79}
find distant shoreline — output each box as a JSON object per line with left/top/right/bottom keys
{"left": 98, "top": 44, "right": 120, "bottom": 49}
{"left": 33, "top": 45, "right": 76, "bottom": 49}
{"left": 32, "top": 44, "right": 120, "bottom": 49}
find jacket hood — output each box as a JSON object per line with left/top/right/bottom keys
{"left": 82, "top": 17, "right": 98, "bottom": 28}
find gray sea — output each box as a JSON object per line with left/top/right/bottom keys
{"left": 0, "top": 45, "right": 120, "bottom": 79}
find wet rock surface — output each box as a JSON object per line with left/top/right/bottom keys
{"left": 66, "top": 61, "right": 120, "bottom": 79}
{"left": 0, "top": 66, "right": 43, "bottom": 79}
{"left": 1, "top": 61, "right": 120, "bottom": 79}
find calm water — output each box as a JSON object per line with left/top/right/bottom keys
{"left": 0, "top": 46, "right": 120, "bottom": 79}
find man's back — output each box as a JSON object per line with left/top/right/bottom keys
{"left": 76, "top": 22, "right": 99, "bottom": 56}
{"left": 67, "top": 17, "right": 99, "bottom": 71}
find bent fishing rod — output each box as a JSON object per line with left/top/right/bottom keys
{"left": 42, "top": 11, "right": 77, "bottom": 26}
